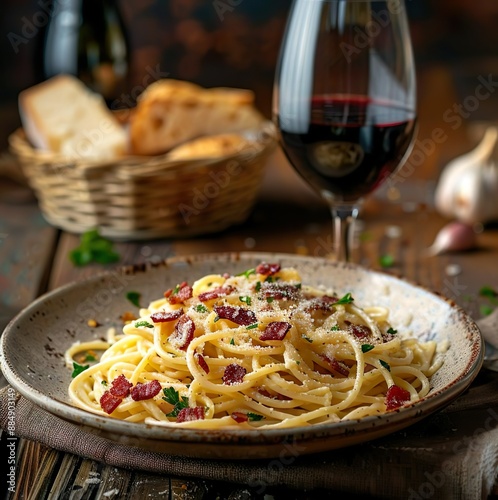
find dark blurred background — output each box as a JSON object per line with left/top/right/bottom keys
{"left": 1, "top": 0, "right": 498, "bottom": 153}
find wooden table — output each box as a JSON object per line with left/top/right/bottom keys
{"left": 1, "top": 63, "right": 498, "bottom": 499}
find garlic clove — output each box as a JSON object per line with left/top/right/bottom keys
{"left": 434, "top": 127, "right": 498, "bottom": 223}
{"left": 426, "top": 221, "right": 477, "bottom": 256}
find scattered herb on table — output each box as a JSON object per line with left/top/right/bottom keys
{"left": 126, "top": 291, "right": 141, "bottom": 308}
{"left": 379, "top": 254, "right": 395, "bottom": 268}
{"left": 71, "top": 362, "right": 89, "bottom": 378}
{"left": 69, "top": 229, "right": 120, "bottom": 267}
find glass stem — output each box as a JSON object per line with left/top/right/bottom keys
{"left": 331, "top": 205, "right": 359, "bottom": 262}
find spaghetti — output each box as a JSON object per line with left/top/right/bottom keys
{"left": 66, "top": 263, "right": 444, "bottom": 429}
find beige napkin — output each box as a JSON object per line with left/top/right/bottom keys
{"left": 2, "top": 374, "right": 498, "bottom": 499}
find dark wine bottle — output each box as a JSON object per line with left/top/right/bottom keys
{"left": 39, "top": 0, "right": 130, "bottom": 105}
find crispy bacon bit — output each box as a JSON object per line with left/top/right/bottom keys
{"left": 321, "top": 355, "right": 350, "bottom": 377}
{"left": 385, "top": 385, "right": 411, "bottom": 411}
{"left": 231, "top": 411, "right": 249, "bottom": 423}
{"left": 165, "top": 282, "right": 193, "bottom": 305}
{"left": 169, "top": 315, "right": 195, "bottom": 350}
{"left": 109, "top": 374, "right": 132, "bottom": 398}
{"left": 176, "top": 406, "right": 205, "bottom": 422}
{"left": 306, "top": 295, "right": 338, "bottom": 312}
{"left": 195, "top": 353, "right": 210, "bottom": 374}
{"left": 130, "top": 380, "right": 162, "bottom": 401}
{"left": 345, "top": 321, "right": 372, "bottom": 341}
{"left": 260, "top": 321, "right": 292, "bottom": 341}
{"left": 100, "top": 391, "right": 122, "bottom": 414}
{"left": 261, "top": 282, "right": 301, "bottom": 301}
{"left": 214, "top": 305, "right": 257, "bottom": 326}
{"left": 222, "top": 363, "right": 247, "bottom": 385}
{"left": 256, "top": 263, "right": 281, "bottom": 276}
{"left": 198, "top": 285, "right": 234, "bottom": 302}
{"left": 150, "top": 309, "right": 184, "bottom": 323}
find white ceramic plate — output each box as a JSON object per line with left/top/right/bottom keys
{"left": 0, "top": 253, "right": 483, "bottom": 459}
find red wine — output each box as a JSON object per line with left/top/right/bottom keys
{"left": 277, "top": 96, "right": 416, "bottom": 202}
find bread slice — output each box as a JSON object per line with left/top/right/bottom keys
{"left": 167, "top": 133, "right": 249, "bottom": 161}
{"left": 19, "top": 74, "right": 127, "bottom": 160}
{"left": 129, "top": 79, "right": 264, "bottom": 155}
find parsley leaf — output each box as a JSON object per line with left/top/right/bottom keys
{"left": 387, "top": 327, "right": 398, "bottom": 335}
{"left": 163, "top": 387, "right": 190, "bottom": 417}
{"left": 126, "top": 291, "right": 141, "bottom": 308}
{"left": 246, "top": 323, "right": 259, "bottom": 330}
{"left": 195, "top": 304, "right": 208, "bottom": 313}
{"left": 84, "top": 353, "right": 96, "bottom": 362}
{"left": 237, "top": 268, "right": 256, "bottom": 279}
{"left": 247, "top": 412, "right": 264, "bottom": 422}
{"left": 332, "top": 293, "right": 354, "bottom": 306}
{"left": 239, "top": 296, "right": 252, "bottom": 306}
{"left": 331, "top": 325, "right": 340, "bottom": 331}
{"left": 134, "top": 320, "right": 154, "bottom": 328}
{"left": 480, "top": 304, "right": 494, "bottom": 317}
{"left": 230, "top": 338, "right": 235, "bottom": 345}
{"left": 71, "top": 362, "right": 89, "bottom": 378}
{"left": 255, "top": 281, "right": 262, "bottom": 292}
{"left": 361, "top": 344, "right": 375, "bottom": 353}
{"left": 379, "top": 360, "right": 391, "bottom": 371}
{"left": 69, "top": 229, "right": 120, "bottom": 267}
{"left": 479, "top": 286, "right": 498, "bottom": 300}
{"left": 302, "top": 334, "right": 313, "bottom": 343}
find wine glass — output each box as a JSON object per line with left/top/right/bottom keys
{"left": 273, "top": 0, "right": 417, "bottom": 261}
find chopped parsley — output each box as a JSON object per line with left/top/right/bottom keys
{"left": 237, "top": 268, "right": 256, "bottom": 279}
{"left": 331, "top": 325, "right": 340, "bottom": 331}
{"left": 134, "top": 320, "right": 154, "bottom": 328}
{"left": 361, "top": 344, "right": 375, "bottom": 353}
{"left": 101, "top": 380, "right": 108, "bottom": 386}
{"left": 214, "top": 316, "right": 220, "bottom": 323}
{"left": 126, "top": 291, "right": 141, "bottom": 308}
{"left": 247, "top": 412, "right": 264, "bottom": 422}
{"left": 479, "top": 286, "right": 498, "bottom": 300}
{"left": 84, "top": 353, "right": 96, "bottom": 362}
{"left": 387, "top": 327, "right": 398, "bottom": 335}
{"left": 230, "top": 338, "right": 235, "bottom": 345}
{"left": 255, "top": 281, "right": 262, "bottom": 292}
{"left": 302, "top": 334, "right": 313, "bottom": 343}
{"left": 480, "top": 304, "right": 494, "bottom": 317}
{"left": 332, "top": 293, "right": 354, "bottom": 306}
{"left": 69, "top": 229, "right": 120, "bottom": 267}
{"left": 71, "top": 362, "right": 89, "bottom": 378}
{"left": 246, "top": 323, "right": 259, "bottom": 330}
{"left": 266, "top": 297, "right": 275, "bottom": 304}
{"left": 195, "top": 304, "right": 208, "bottom": 313}
{"left": 379, "top": 360, "right": 391, "bottom": 371}
{"left": 239, "top": 296, "right": 252, "bottom": 306}
{"left": 163, "top": 387, "right": 189, "bottom": 417}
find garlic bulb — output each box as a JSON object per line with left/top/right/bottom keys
{"left": 434, "top": 127, "right": 498, "bottom": 224}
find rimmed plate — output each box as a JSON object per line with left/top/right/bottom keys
{"left": 0, "top": 253, "right": 483, "bottom": 459}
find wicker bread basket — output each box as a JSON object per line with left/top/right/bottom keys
{"left": 9, "top": 122, "right": 277, "bottom": 240}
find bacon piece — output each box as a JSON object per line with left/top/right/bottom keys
{"left": 109, "top": 374, "right": 132, "bottom": 398}
{"left": 231, "top": 411, "right": 249, "bottom": 423}
{"left": 385, "top": 385, "right": 411, "bottom": 411}
{"left": 214, "top": 305, "right": 257, "bottom": 326}
{"left": 169, "top": 315, "right": 195, "bottom": 350}
{"left": 306, "top": 295, "right": 338, "bottom": 312}
{"left": 130, "top": 380, "right": 162, "bottom": 401}
{"left": 261, "top": 282, "right": 300, "bottom": 301}
{"left": 321, "top": 355, "right": 350, "bottom": 377}
{"left": 150, "top": 309, "right": 183, "bottom": 323}
{"left": 100, "top": 391, "right": 123, "bottom": 414}
{"left": 260, "top": 321, "right": 292, "bottom": 341}
{"left": 222, "top": 363, "right": 247, "bottom": 385}
{"left": 176, "top": 406, "right": 205, "bottom": 422}
{"left": 195, "top": 353, "right": 210, "bottom": 374}
{"left": 198, "top": 285, "right": 234, "bottom": 302}
{"left": 165, "top": 282, "right": 192, "bottom": 305}
{"left": 345, "top": 321, "right": 372, "bottom": 341}
{"left": 256, "top": 263, "right": 281, "bottom": 276}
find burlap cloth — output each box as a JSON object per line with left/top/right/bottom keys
{"left": 2, "top": 311, "right": 498, "bottom": 498}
